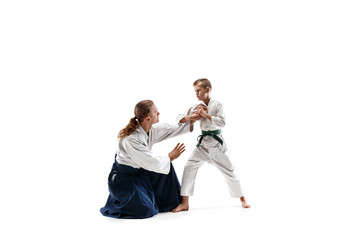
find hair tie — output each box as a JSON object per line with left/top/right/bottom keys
{"left": 134, "top": 116, "right": 138, "bottom": 121}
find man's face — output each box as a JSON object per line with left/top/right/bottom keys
{"left": 148, "top": 104, "right": 160, "bottom": 124}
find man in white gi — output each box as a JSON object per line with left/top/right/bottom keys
{"left": 100, "top": 100, "right": 202, "bottom": 219}
{"left": 173, "top": 78, "right": 251, "bottom": 213}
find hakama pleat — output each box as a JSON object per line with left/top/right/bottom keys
{"left": 149, "top": 165, "right": 182, "bottom": 213}
{"left": 100, "top": 161, "right": 181, "bottom": 219}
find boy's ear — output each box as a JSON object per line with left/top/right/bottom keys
{"left": 206, "top": 87, "right": 210, "bottom": 93}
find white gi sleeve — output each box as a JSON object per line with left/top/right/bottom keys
{"left": 124, "top": 138, "right": 171, "bottom": 174}
{"left": 211, "top": 102, "right": 226, "bottom": 127}
{"left": 151, "top": 122, "right": 192, "bottom": 144}
{"left": 175, "top": 105, "right": 198, "bottom": 132}
{"left": 176, "top": 105, "right": 197, "bottom": 122}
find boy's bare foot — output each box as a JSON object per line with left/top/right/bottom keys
{"left": 172, "top": 202, "right": 189, "bottom": 213}
{"left": 172, "top": 196, "right": 189, "bottom": 213}
{"left": 240, "top": 196, "right": 251, "bottom": 208}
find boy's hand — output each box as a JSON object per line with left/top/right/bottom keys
{"left": 196, "top": 108, "right": 211, "bottom": 121}
{"left": 168, "top": 143, "right": 186, "bottom": 161}
{"left": 189, "top": 113, "right": 202, "bottom": 121}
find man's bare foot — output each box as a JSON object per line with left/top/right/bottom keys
{"left": 240, "top": 196, "right": 251, "bottom": 208}
{"left": 172, "top": 202, "right": 189, "bottom": 213}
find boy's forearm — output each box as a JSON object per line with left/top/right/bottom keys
{"left": 204, "top": 113, "right": 212, "bottom": 121}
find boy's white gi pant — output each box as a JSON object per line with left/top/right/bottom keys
{"left": 180, "top": 136, "right": 244, "bottom": 198}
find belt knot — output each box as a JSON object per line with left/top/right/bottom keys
{"left": 196, "top": 129, "right": 223, "bottom": 147}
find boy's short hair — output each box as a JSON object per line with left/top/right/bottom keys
{"left": 193, "top": 78, "right": 212, "bottom": 90}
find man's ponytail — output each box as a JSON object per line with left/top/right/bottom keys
{"left": 117, "top": 117, "right": 139, "bottom": 139}
{"left": 117, "top": 100, "right": 154, "bottom": 139}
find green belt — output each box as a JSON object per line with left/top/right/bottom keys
{"left": 196, "top": 129, "right": 223, "bottom": 147}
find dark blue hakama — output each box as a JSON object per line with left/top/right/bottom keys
{"left": 100, "top": 161, "right": 181, "bottom": 219}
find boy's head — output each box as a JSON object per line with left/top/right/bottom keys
{"left": 193, "top": 78, "right": 212, "bottom": 90}
{"left": 193, "top": 78, "right": 211, "bottom": 102}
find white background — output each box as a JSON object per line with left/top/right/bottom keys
{"left": 1, "top": 0, "right": 359, "bottom": 239}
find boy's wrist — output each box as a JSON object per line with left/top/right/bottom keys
{"left": 205, "top": 113, "right": 212, "bottom": 121}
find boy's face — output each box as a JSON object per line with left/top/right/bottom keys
{"left": 194, "top": 84, "right": 210, "bottom": 101}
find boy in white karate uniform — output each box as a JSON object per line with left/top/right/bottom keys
{"left": 173, "top": 78, "right": 250, "bottom": 212}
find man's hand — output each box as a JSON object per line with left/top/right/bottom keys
{"left": 168, "top": 143, "right": 186, "bottom": 161}
{"left": 179, "top": 113, "right": 202, "bottom": 123}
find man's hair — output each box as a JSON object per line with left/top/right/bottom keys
{"left": 193, "top": 78, "right": 212, "bottom": 89}
{"left": 118, "top": 100, "right": 154, "bottom": 139}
